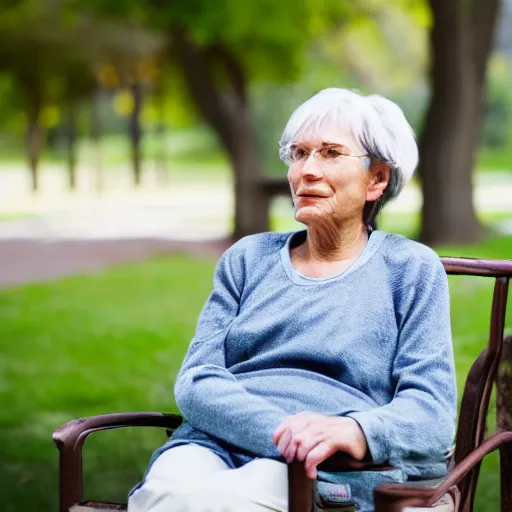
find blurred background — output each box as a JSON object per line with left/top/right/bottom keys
{"left": 0, "top": 0, "right": 510, "bottom": 511}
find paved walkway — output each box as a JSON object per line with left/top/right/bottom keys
{"left": 0, "top": 165, "right": 237, "bottom": 288}
{"left": 0, "top": 165, "right": 511, "bottom": 289}
{"left": 0, "top": 237, "right": 233, "bottom": 289}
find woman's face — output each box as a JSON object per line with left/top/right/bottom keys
{"left": 287, "top": 124, "right": 378, "bottom": 227}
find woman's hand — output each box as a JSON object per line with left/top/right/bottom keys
{"left": 272, "top": 412, "right": 368, "bottom": 479}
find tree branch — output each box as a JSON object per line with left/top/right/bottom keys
{"left": 206, "top": 43, "right": 247, "bottom": 105}
{"left": 171, "top": 28, "right": 238, "bottom": 154}
{"left": 471, "top": 0, "right": 500, "bottom": 77}
{"left": 428, "top": 0, "right": 460, "bottom": 27}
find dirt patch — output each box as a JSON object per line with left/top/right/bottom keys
{"left": 0, "top": 237, "right": 233, "bottom": 289}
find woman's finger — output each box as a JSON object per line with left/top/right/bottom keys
{"left": 295, "top": 435, "right": 321, "bottom": 462}
{"left": 283, "top": 437, "right": 299, "bottom": 463}
{"left": 304, "top": 441, "right": 336, "bottom": 479}
{"left": 272, "top": 418, "right": 290, "bottom": 445}
{"left": 277, "top": 427, "right": 292, "bottom": 458}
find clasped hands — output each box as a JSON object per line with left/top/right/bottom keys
{"left": 272, "top": 412, "right": 368, "bottom": 479}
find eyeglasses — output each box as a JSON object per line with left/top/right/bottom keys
{"left": 284, "top": 143, "right": 370, "bottom": 166}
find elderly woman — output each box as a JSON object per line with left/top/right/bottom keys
{"left": 128, "top": 88, "right": 457, "bottom": 512}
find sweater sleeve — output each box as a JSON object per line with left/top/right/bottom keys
{"left": 174, "top": 241, "right": 287, "bottom": 458}
{"left": 346, "top": 254, "right": 457, "bottom": 475}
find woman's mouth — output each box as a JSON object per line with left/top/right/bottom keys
{"left": 298, "top": 194, "right": 327, "bottom": 199}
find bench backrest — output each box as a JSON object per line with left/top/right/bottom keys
{"left": 441, "top": 257, "right": 512, "bottom": 511}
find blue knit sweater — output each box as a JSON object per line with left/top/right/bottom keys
{"left": 168, "top": 229, "right": 457, "bottom": 480}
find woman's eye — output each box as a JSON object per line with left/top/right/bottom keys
{"left": 323, "top": 148, "right": 342, "bottom": 159}
{"left": 293, "top": 147, "right": 308, "bottom": 160}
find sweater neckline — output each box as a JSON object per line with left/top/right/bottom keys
{"left": 279, "top": 228, "right": 387, "bottom": 286}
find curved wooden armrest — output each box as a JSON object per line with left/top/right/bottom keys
{"left": 288, "top": 453, "right": 394, "bottom": 512}
{"left": 53, "top": 412, "right": 183, "bottom": 450}
{"left": 441, "top": 257, "right": 512, "bottom": 277}
{"left": 374, "top": 431, "right": 512, "bottom": 512}
{"left": 53, "top": 412, "right": 183, "bottom": 512}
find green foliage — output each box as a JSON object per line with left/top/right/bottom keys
{"left": 1, "top": 0, "right": 508, "bottom": 185}
{"left": 0, "top": 75, "right": 26, "bottom": 137}
{"left": 89, "top": 0, "right": 358, "bottom": 83}
{"left": 0, "top": 0, "right": 437, "bottom": 164}
{"left": 0, "top": 0, "right": 363, "bottom": 157}
{"left": 0, "top": 0, "right": 164, "bottom": 133}
{"left": 250, "top": 1, "right": 430, "bottom": 176}
{"left": 143, "top": 64, "right": 201, "bottom": 129}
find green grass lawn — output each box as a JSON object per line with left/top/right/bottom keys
{"left": 0, "top": 227, "right": 511, "bottom": 511}
{"left": 477, "top": 147, "right": 512, "bottom": 172}
{"left": 0, "top": 213, "right": 35, "bottom": 222}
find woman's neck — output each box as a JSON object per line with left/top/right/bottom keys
{"left": 302, "top": 222, "right": 369, "bottom": 263}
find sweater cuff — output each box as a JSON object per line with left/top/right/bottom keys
{"left": 346, "top": 411, "right": 389, "bottom": 465}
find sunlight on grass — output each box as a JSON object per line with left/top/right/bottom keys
{"left": 0, "top": 212, "right": 33, "bottom": 222}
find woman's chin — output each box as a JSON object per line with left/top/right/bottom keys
{"left": 294, "top": 206, "right": 325, "bottom": 224}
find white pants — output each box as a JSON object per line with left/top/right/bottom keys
{"left": 127, "top": 444, "right": 289, "bottom": 512}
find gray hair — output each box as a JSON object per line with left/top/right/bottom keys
{"left": 278, "top": 88, "right": 418, "bottom": 223}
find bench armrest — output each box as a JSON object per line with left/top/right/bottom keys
{"left": 53, "top": 412, "right": 183, "bottom": 512}
{"left": 288, "top": 452, "right": 394, "bottom": 512}
{"left": 373, "top": 431, "right": 512, "bottom": 512}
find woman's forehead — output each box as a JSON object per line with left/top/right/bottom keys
{"left": 294, "top": 122, "right": 360, "bottom": 149}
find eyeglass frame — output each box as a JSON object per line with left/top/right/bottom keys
{"left": 281, "top": 141, "right": 372, "bottom": 167}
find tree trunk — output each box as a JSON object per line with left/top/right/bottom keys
{"left": 154, "top": 84, "right": 168, "bottom": 184}
{"left": 90, "top": 89, "right": 103, "bottom": 193}
{"left": 26, "top": 106, "right": 42, "bottom": 192}
{"left": 20, "top": 72, "right": 45, "bottom": 193}
{"left": 129, "top": 83, "right": 143, "bottom": 186}
{"left": 230, "top": 115, "right": 270, "bottom": 239}
{"left": 174, "top": 30, "right": 269, "bottom": 239}
{"left": 67, "top": 102, "right": 77, "bottom": 190}
{"left": 419, "top": 0, "right": 500, "bottom": 246}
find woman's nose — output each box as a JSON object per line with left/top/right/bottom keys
{"left": 301, "top": 153, "right": 323, "bottom": 179}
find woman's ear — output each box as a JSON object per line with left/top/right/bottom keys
{"left": 366, "top": 164, "right": 390, "bottom": 202}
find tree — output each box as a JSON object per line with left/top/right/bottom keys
{"left": 126, "top": 59, "right": 160, "bottom": 186}
{"left": 56, "top": 16, "right": 164, "bottom": 188}
{"left": 94, "top": 23, "right": 165, "bottom": 186}
{"left": 61, "top": 59, "right": 97, "bottom": 190}
{"left": 173, "top": 30, "right": 269, "bottom": 238}
{"left": 418, "top": 0, "right": 501, "bottom": 245}
{"left": 88, "top": 0, "right": 354, "bottom": 238}
{"left": 0, "top": 0, "right": 164, "bottom": 191}
{"left": 169, "top": 2, "right": 358, "bottom": 238}
{"left": 0, "top": 3, "right": 55, "bottom": 190}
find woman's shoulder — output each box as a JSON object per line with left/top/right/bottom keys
{"left": 216, "top": 232, "right": 291, "bottom": 279}
{"left": 224, "top": 230, "right": 292, "bottom": 259}
{"left": 379, "top": 231, "right": 444, "bottom": 275}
